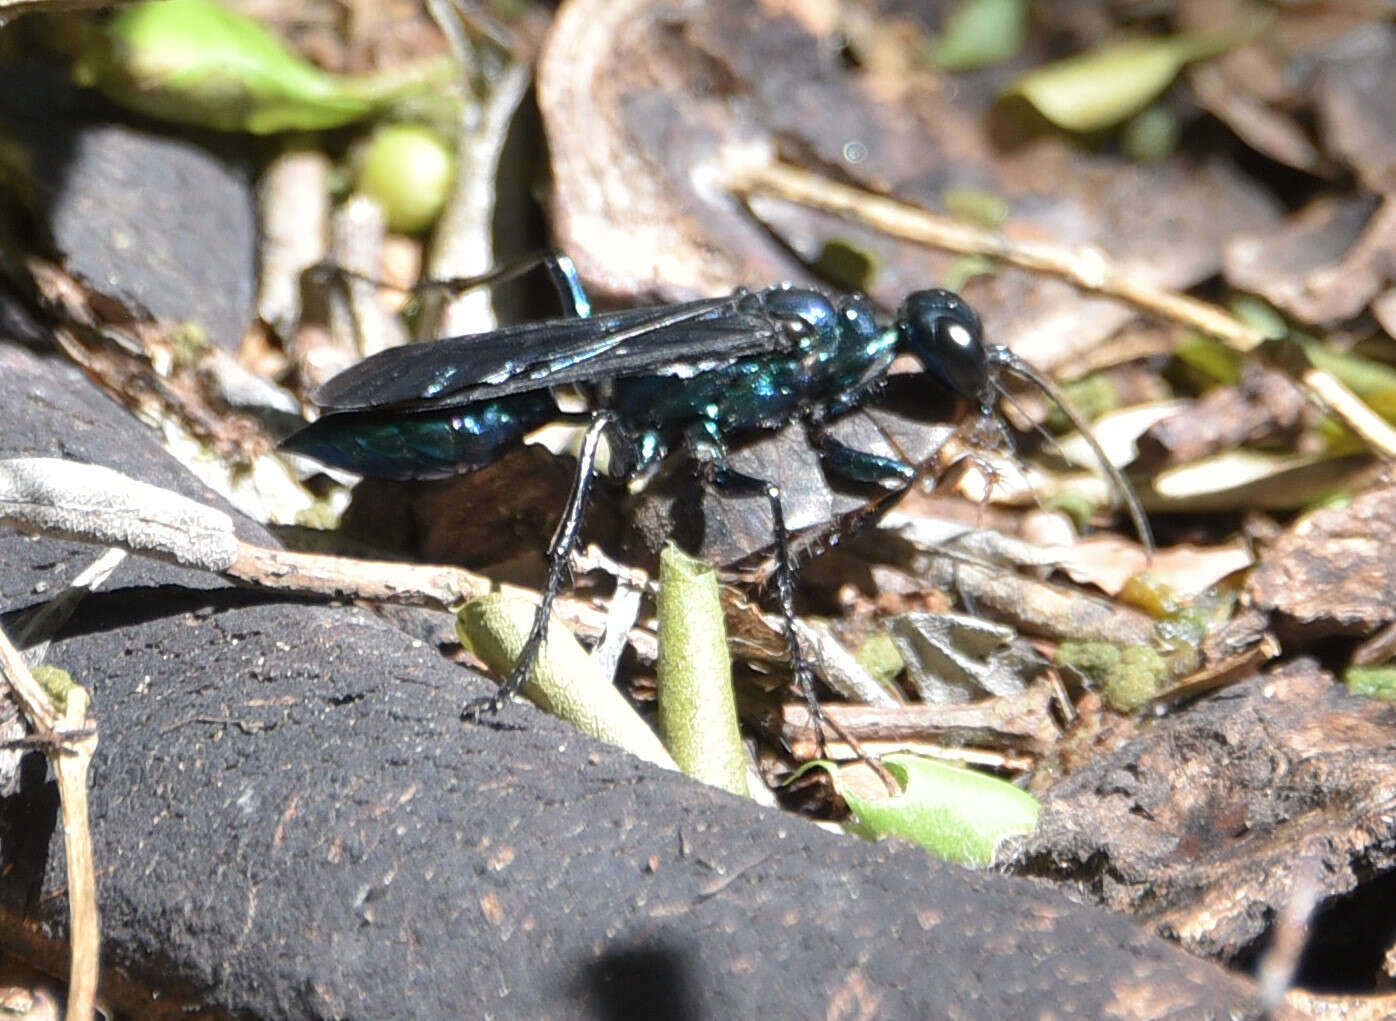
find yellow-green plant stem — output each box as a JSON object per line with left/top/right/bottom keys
{"left": 656, "top": 545, "right": 748, "bottom": 796}
{"left": 458, "top": 594, "right": 675, "bottom": 770}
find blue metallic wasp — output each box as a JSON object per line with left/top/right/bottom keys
{"left": 283, "top": 255, "right": 1148, "bottom": 724}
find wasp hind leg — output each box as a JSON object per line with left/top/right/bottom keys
{"left": 687, "top": 423, "right": 827, "bottom": 756}
{"left": 461, "top": 409, "right": 619, "bottom": 721}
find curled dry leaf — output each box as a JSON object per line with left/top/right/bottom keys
{"left": 1057, "top": 535, "right": 1251, "bottom": 600}
{"left": 1135, "top": 364, "right": 1312, "bottom": 471}
{"left": 1147, "top": 449, "right": 1376, "bottom": 514}
{"left": 1225, "top": 193, "right": 1396, "bottom": 328}
{"left": 886, "top": 612, "right": 1037, "bottom": 705}
{"left": 537, "top": 0, "right": 1280, "bottom": 370}
{"left": 1025, "top": 662, "right": 1396, "bottom": 970}
{"left": 1249, "top": 483, "right": 1396, "bottom": 640}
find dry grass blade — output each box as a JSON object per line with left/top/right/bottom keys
{"left": 728, "top": 159, "right": 1270, "bottom": 352}
{"left": 0, "top": 626, "right": 99, "bottom": 1021}
{"left": 730, "top": 159, "right": 1396, "bottom": 467}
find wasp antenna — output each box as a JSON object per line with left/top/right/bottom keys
{"left": 996, "top": 386, "right": 1072, "bottom": 460}
{"left": 988, "top": 349, "right": 1154, "bottom": 558}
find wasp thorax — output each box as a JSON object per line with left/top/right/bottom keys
{"left": 898, "top": 289, "right": 988, "bottom": 401}
{"left": 763, "top": 289, "right": 839, "bottom": 349}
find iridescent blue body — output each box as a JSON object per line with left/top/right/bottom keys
{"left": 282, "top": 259, "right": 1143, "bottom": 725}
{"left": 282, "top": 390, "right": 558, "bottom": 481}
{"left": 609, "top": 291, "right": 911, "bottom": 482}
{"left": 283, "top": 286, "right": 978, "bottom": 489}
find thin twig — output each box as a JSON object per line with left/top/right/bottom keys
{"left": 730, "top": 160, "right": 1396, "bottom": 466}
{"left": 730, "top": 160, "right": 1270, "bottom": 351}
{"left": 0, "top": 626, "right": 99, "bottom": 1021}
{"left": 0, "top": 457, "right": 657, "bottom": 658}
{"left": 1301, "top": 367, "right": 1396, "bottom": 461}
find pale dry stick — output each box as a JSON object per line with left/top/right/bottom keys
{"left": 0, "top": 457, "right": 656, "bottom": 661}
{"left": 1255, "top": 849, "right": 1324, "bottom": 1012}
{"left": 731, "top": 160, "right": 1270, "bottom": 352}
{"left": 0, "top": 626, "right": 99, "bottom": 1021}
{"left": 1301, "top": 366, "right": 1396, "bottom": 461}
{"left": 420, "top": 0, "right": 533, "bottom": 339}
{"left": 731, "top": 160, "right": 1396, "bottom": 463}
{"left": 229, "top": 550, "right": 660, "bottom": 661}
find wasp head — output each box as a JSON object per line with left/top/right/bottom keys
{"left": 897, "top": 289, "right": 989, "bottom": 405}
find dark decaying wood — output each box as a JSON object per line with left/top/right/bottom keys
{"left": 0, "top": 338, "right": 1287, "bottom": 1020}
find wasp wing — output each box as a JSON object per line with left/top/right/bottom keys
{"left": 313, "top": 291, "right": 791, "bottom": 412}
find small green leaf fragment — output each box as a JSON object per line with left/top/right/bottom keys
{"left": 814, "top": 754, "right": 1040, "bottom": 867}
{"left": 1005, "top": 32, "right": 1237, "bottom": 132}
{"left": 941, "top": 187, "right": 1011, "bottom": 229}
{"left": 854, "top": 632, "right": 904, "bottom": 689}
{"left": 1121, "top": 105, "right": 1180, "bottom": 163}
{"left": 942, "top": 254, "right": 996, "bottom": 291}
{"left": 457, "top": 594, "right": 676, "bottom": 770}
{"left": 1228, "top": 294, "right": 1289, "bottom": 342}
{"left": 1360, "top": 387, "right": 1396, "bottom": 426}
{"left": 811, "top": 239, "right": 878, "bottom": 294}
{"left": 1302, "top": 340, "right": 1396, "bottom": 398}
{"left": 656, "top": 545, "right": 747, "bottom": 796}
{"left": 32, "top": 665, "right": 78, "bottom": 713}
{"left": 74, "top": 0, "right": 455, "bottom": 133}
{"left": 1044, "top": 374, "right": 1118, "bottom": 433}
{"left": 933, "top": 0, "right": 1028, "bottom": 71}
{"left": 357, "top": 123, "right": 456, "bottom": 233}
{"left": 1175, "top": 333, "right": 1244, "bottom": 386}
{"left": 1044, "top": 490, "right": 1096, "bottom": 532}
{"left": 1346, "top": 667, "right": 1396, "bottom": 701}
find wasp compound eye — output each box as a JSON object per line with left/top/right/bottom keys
{"left": 898, "top": 289, "right": 988, "bottom": 401}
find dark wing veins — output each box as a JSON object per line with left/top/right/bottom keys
{"left": 313, "top": 289, "right": 798, "bottom": 413}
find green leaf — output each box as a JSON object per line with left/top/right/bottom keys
{"left": 811, "top": 239, "right": 879, "bottom": 294}
{"left": 806, "top": 754, "right": 1039, "bottom": 867}
{"left": 1175, "top": 333, "right": 1244, "bottom": 386}
{"left": 457, "top": 594, "right": 676, "bottom": 770}
{"left": 1346, "top": 667, "right": 1396, "bottom": 701}
{"left": 1005, "top": 32, "right": 1237, "bottom": 132}
{"left": 1302, "top": 339, "right": 1396, "bottom": 397}
{"left": 933, "top": 0, "right": 1028, "bottom": 71}
{"left": 73, "top": 0, "right": 455, "bottom": 133}
{"left": 1361, "top": 387, "right": 1396, "bottom": 425}
{"left": 853, "top": 632, "right": 904, "bottom": 689}
{"left": 656, "top": 545, "right": 748, "bottom": 796}
{"left": 1121, "top": 105, "right": 1180, "bottom": 163}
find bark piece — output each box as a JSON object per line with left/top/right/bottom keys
{"left": 1249, "top": 484, "right": 1396, "bottom": 639}
{"left": 1025, "top": 661, "right": 1396, "bottom": 982}
{"left": 0, "top": 333, "right": 1287, "bottom": 1019}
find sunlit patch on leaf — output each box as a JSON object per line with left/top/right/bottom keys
{"left": 795, "top": 753, "right": 1039, "bottom": 868}
{"left": 1004, "top": 31, "right": 1241, "bottom": 133}
{"left": 1345, "top": 667, "right": 1396, "bottom": 702}
{"left": 932, "top": 0, "right": 1028, "bottom": 72}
